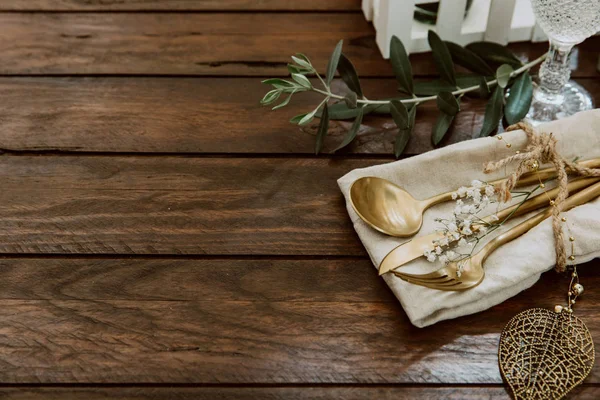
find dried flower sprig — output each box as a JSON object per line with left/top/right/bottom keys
{"left": 260, "top": 31, "right": 546, "bottom": 157}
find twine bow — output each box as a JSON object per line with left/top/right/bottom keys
{"left": 484, "top": 122, "right": 600, "bottom": 272}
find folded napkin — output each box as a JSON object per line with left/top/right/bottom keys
{"left": 338, "top": 110, "right": 600, "bottom": 327}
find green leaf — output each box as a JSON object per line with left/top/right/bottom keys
{"left": 272, "top": 91, "right": 296, "bottom": 110}
{"left": 432, "top": 112, "right": 454, "bottom": 146}
{"left": 344, "top": 91, "right": 358, "bottom": 109}
{"left": 496, "top": 64, "right": 513, "bottom": 89}
{"left": 390, "top": 35, "right": 414, "bottom": 94}
{"left": 299, "top": 105, "right": 321, "bottom": 126}
{"left": 505, "top": 73, "right": 533, "bottom": 125}
{"left": 337, "top": 53, "right": 363, "bottom": 98}
{"left": 292, "top": 73, "right": 312, "bottom": 89}
{"left": 395, "top": 105, "right": 417, "bottom": 157}
{"left": 445, "top": 41, "right": 495, "bottom": 76}
{"left": 436, "top": 91, "right": 460, "bottom": 116}
{"left": 315, "top": 104, "right": 329, "bottom": 155}
{"left": 326, "top": 40, "right": 343, "bottom": 86}
{"left": 260, "top": 89, "right": 281, "bottom": 105}
{"left": 291, "top": 54, "right": 312, "bottom": 70}
{"left": 466, "top": 42, "right": 522, "bottom": 68}
{"left": 288, "top": 64, "right": 310, "bottom": 75}
{"left": 290, "top": 113, "right": 307, "bottom": 124}
{"left": 334, "top": 106, "right": 364, "bottom": 152}
{"left": 479, "top": 77, "right": 491, "bottom": 98}
{"left": 427, "top": 30, "right": 456, "bottom": 86}
{"left": 413, "top": 75, "right": 490, "bottom": 96}
{"left": 479, "top": 85, "right": 505, "bottom": 137}
{"left": 262, "top": 78, "right": 294, "bottom": 88}
{"left": 390, "top": 100, "right": 409, "bottom": 129}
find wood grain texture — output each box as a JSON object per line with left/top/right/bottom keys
{"left": 0, "top": 257, "right": 596, "bottom": 383}
{"left": 2, "top": 77, "right": 598, "bottom": 154}
{"left": 0, "top": 0, "right": 361, "bottom": 11}
{"left": 0, "top": 12, "right": 598, "bottom": 77}
{"left": 0, "top": 156, "right": 378, "bottom": 256}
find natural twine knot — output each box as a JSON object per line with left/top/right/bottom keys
{"left": 484, "top": 122, "right": 600, "bottom": 272}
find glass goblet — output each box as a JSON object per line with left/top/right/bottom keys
{"left": 527, "top": 0, "right": 600, "bottom": 125}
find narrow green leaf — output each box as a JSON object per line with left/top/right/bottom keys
{"left": 262, "top": 78, "right": 294, "bottom": 88}
{"left": 505, "top": 73, "right": 533, "bottom": 125}
{"left": 344, "top": 91, "right": 358, "bottom": 109}
{"left": 260, "top": 89, "right": 281, "bottom": 105}
{"left": 413, "top": 75, "right": 490, "bottom": 96}
{"left": 390, "top": 36, "right": 414, "bottom": 94}
{"left": 334, "top": 106, "right": 364, "bottom": 152}
{"left": 326, "top": 40, "right": 343, "bottom": 86}
{"left": 466, "top": 42, "right": 522, "bottom": 68}
{"left": 315, "top": 104, "right": 329, "bottom": 155}
{"left": 272, "top": 91, "right": 296, "bottom": 110}
{"left": 427, "top": 30, "right": 456, "bottom": 86}
{"left": 479, "top": 85, "right": 505, "bottom": 137}
{"left": 295, "top": 53, "right": 311, "bottom": 64}
{"left": 291, "top": 54, "right": 312, "bottom": 70}
{"left": 496, "top": 64, "right": 513, "bottom": 89}
{"left": 299, "top": 104, "right": 321, "bottom": 126}
{"left": 390, "top": 100, "right": 409, "bottom": 129}
{"left": 337, "top": 54, "right": 363, "bottom": 98}
{"left": 479, "top": 77, "right": 491, "bottom": 98}
{"left": 292, "top": 73, "right": 312, "bottom": 89}
{"left": 436, "top": 91, "right": 460, "bottom": 116}
{"left": 432, "top": 112, "right": 454, "bottom": 145}
{"left": 445, "top": 41, "right": 495, "bottom": 76}
{"left": 395, "top": 106, "right": 417, "bottom": 157}
{"left": 290, "top": 113, "right": 308, "bottom": 124}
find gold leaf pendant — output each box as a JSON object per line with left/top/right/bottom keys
{"left": 499, "top": 308, "right": 595, "bottom": 399}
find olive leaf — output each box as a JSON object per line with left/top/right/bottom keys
{"left": 436, "top": 91, "right": 460, "bottom": 116}
{"left": 272, "top": 91, "right": 296, "bottom": 110}
{"left": 432, "top": 112, "right": 454, "bottom": 145}
{"left": 337, "top": 54, "right": 363, "bottom": 98}
{"left": 428, "top": 30, "right": 456, "bottom": 86}
{"left": 390, "top": 35, "right": 414, "bottom": 94}
{"left": 260, "top": 89, "right": 281, "bottom": 105}
{"left": 390, "top": 101, "right": 415, "bottom": 157}
{"left": 319, "top": 102, "right": 388, "bottom": 120}
{"left": 480, "top": 85, "right": 504, "bottom": 137}
{"left": 292, "top": 54, "right": 313, "bottom": 70}
{"left": 344, "top": 91, "right": 358, "bottom": 109}
{"left": 326, "top": 40, "right": 343, "bottom": 86}
{"left": 262, "top": 78, "right": 295, "bottom": 89}
{"left": 413, "top": 75, "right": 485, "bottom": 96}
{"left": 315, "top": 104, "right": 329, "bottom": 155}
{"left": 334, "top": 106, "right": 364, "bottom": 152}
{"left": 496, "top": 64, "right": 513, "bottom": 89}
{"left": 479, "top": 77, "right": 491, "bottom": 98}
{"left": 505, "top": 73, "right": 533, "bottom": 125}
{"left": 290, "top": 113, "right": 308, "bottom": 124}
{"left": 445, "top": 41, "right": 494, "bottom": 76}
{"left": 466, "top": 42, "right": 522, "bottom": 68}
{"left": 292, "top": 73, "right": 312, "bottom": 89}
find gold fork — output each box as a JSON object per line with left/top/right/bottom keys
{"left": 393, "top": 181, "right": 600, "bottom": 291}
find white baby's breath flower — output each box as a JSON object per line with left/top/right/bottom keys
{"left": 471, "top": 180, "right": 483, "bottom": 188}
{"left": 435, "top": 246, "right": 443, "bottom": 255}
{"left": 451, "top": 231, "right": 461, "bottom": 240}
{"left": 448, "top": 222, "right": 458, "bottom": 232}
{"left": 458, "top": 238, "right": 468, "bottom": 247}
{"left": 485, "top": 185, "right": 495, "bottom": 197}
{"left": 462, "top": 219, "right": 472, "bottom": 229}
{"left": 457, "top": 186, "right": 468, "bottom": 197}
{"left": 490, "top": 215, "right": 500, "bottom": 222}
{"left": 439, "top": 254, "right": 449, "bottom": 264}
{"left": 451, "top": 192, "right": 458, "bottom": 200}
{"left": 463, "top": 227, "right": 473, "bottom": 235}
{"left": 425, "top": 251, "right": 437, "bottom": 262}
{"left": 466, "top": 189, "right": 475, "bottom": 198}
{"left": 439, "top": 236, "right": 449, "bottom": 246}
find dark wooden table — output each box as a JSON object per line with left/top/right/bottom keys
{"left": 0, "top": 1, "right": 599, "bottom": 399}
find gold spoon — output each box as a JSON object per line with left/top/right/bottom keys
{"left": 350, "top": 158, "right": 600, "bottom": 237}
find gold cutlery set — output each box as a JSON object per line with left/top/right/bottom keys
{"left": 349, "top": 159, "right": 600, "bottom": 291}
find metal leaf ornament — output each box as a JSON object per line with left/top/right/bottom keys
{"left": 499, "top": 308, "right": 594, "bottom": 399}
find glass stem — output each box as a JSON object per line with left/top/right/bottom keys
{"left": 536, "top": 40, "right": 573, "bottom": 100}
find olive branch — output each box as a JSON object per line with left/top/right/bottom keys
{"left": 261, "top": 30, "right": 546, "bottom": 157}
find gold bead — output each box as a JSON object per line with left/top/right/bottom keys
{"left": 573, "top": 283, "right": 584, "bottom": 296}
{"left": 554, "top": 305, "right": 563, "bottom": 313}
{"left": 567, "top": 308, "right": 573, "bottom": 314}
{"left": 561, "top": 217, "right": 567, "bottom": 222}
{"left": 569, "top": 255, "right": 576, "bottom": 261}
{"left": 497, "top": 135, "right": 503, "bottom": 140}
{"left": 515, "top": 150, "right": 520, "bottom": 154}
{"left": 571, "top": 300, "right": 576, "bottom": 305}
{"left": 549, "top": 200, "right": 555, "bottom": 206}
{"left": 569, "top": 236, "right": 575, "bottom": 241}
{"left": 540, "top": 183, "right": 545, "bottom": 188}
{"left": 506, "top": 143, "right": 512, "bottom": 148}
{"left": 572, "top": 272, "right": 577, "bottom": 277}
{"left": 530, "top": 160, "right": 539, "bottom": 170}
{"left": 568, "top": 291, "right": 572, "bottom": 296}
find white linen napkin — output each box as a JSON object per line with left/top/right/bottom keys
{"left": 338, "top": 110, "right": 600, "bottom": 328}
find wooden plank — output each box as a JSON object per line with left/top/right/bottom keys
{"left": 0, "top": 257, "right": 596, "bottom": 383}
{"left": 0, "top": 156, "right": 378, "bottom": 256}
{"left": 0, "top": 13, "right": 598, "bottom": 77}
{"left": 0, "top": 0, "right": 362, "bottom": 11}
{"left": 1, "top": 77, "right": 598, "bottom": 155}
